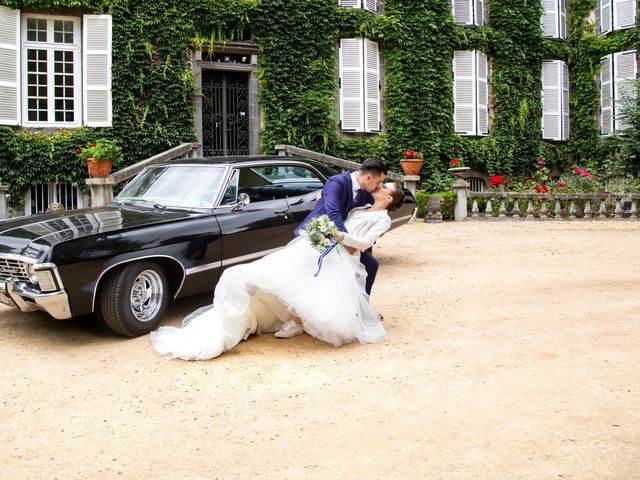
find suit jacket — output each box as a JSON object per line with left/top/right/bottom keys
{"left": 296, "top": 170, "right": 374, "bottom": 234}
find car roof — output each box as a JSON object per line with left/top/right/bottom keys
{"left": 157, "top": 155, "right": 342, "bottom": 175}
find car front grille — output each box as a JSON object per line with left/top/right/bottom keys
{"left": 0, "top": 258, "right": 30, "bottom": 281}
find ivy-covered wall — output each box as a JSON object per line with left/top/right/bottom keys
{"left": 0, "top": 0, "right": 638, "bottom": 204}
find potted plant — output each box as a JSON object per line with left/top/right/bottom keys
{"left": 76, "top": 139, "right": 124, "bottom": 178}
{"left": 400, "top": 149, "right": 424, "bottom": 175}
{"left": 447, "top": 158, "right": 470, "bottom": 178}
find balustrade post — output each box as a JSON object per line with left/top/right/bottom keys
{"left": 539, "top": 200, "right": 548, "bottom": 220}
{"left": 452, "top": 178, "right": 469, "bottom": 221}
{"left": 526, "top": 199, "right": 534, "bottom": 219}
{"left": 554, "top": 199, "right": 563, "bottom": 220}
{"left": 86, "top": 177, "right": 115, "bottom": 207}
{"left": 599, "top": 200, "right": 607, "bottom": 220}
{"left": 0, "top": 185, "right": 8, "bottom": 219}
{"left": 274, "top": 144, "right": 287, "bottom": 156}
{"left": 630, "top": 200, "right": 638, "bottom": 220}
{"left": 484, "top": 197, "right": 493, "bottom": 219}
{"left": 569, "top": 200, "right": 577, "bottom": 220}
{"left": 498, "top": 199, "right": 506, "bottom": 218}
{"left": 583, "top": 201, "right": 592, "bottom": 220}
{"left": 614, "top": 199, "right": 623, "bottom": 219}
{"left": 471, "top": 199, "right": 479, "bottom": 219}
{"left": 512, "top": 198, "right": 522, "bottom": 219}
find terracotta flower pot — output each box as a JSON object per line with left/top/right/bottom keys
{"left": 400, "top": 158, "right": 423, "bottom": 176}
{"left": 86, "top": 158, "right": 113, "bottom": 178}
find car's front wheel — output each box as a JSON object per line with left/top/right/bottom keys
{"left": 98, "top": 261, "right": 170, "bottom": 337}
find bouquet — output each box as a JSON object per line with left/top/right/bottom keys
{"left": 304, "top": 214, "right": 340, "bottom": 252}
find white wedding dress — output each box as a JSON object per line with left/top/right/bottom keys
{"left": 151, "top": 207, "right": 391, "bottom": 360}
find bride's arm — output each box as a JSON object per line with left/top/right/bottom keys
{"left": 340, "top": 215, "right": 391, "bottom": 252}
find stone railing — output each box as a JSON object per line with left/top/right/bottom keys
{"left": 274, "top": 144, "right": 419, "bottom": 196}
{"left": 86, "top": 142, "right": 200, "bottom": 207}
{"left": 444, "top": 182, "right": 639, "bottom": 221}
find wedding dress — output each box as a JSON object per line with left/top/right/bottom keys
{"left": 151, "top": 207, "right": 390, "bottom": 361}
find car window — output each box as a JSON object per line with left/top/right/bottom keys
{"left": 116, "top": 165, "right": 226, "bottom": 208}
{"left": 223, "top": 165, "right": 324, "bottom": 204}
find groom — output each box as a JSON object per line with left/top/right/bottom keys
{"left": 298, "top": 157, "right": 387, "bottom": 291}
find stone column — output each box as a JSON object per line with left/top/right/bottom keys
{"left": 86, "top": 177, "right": 115, "bottom": 207}
{"left": 452, "top": 178, "right": 469, "bottom": 221}
{"left": 0, "top": 185, "right": 8, "bottom": 219}
{"left": 402, "top": 175, "right": 419, "bottom": 197}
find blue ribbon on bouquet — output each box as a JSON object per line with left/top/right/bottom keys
{"left": 313, "top": 241, "right": 338, "bottom": 277}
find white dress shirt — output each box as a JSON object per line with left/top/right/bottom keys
{"left": 349, "top": 171, "right": 361, "bottom": 200}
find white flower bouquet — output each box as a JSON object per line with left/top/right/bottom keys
{"left": 304, "top": 214, "right": 340, "bottom": 252}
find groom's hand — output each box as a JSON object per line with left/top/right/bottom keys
{"left": 345, "top": 246, "right": 358, "bottom": 255}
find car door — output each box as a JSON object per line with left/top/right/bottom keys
{"left": 215, "top": 166, "right": 293, "bottom": 273}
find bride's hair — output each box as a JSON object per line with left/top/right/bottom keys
{"left": 385, "top": 182, "right": 405, "bottom": 212}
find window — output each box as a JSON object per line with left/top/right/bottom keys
{"left": 596, "top": 0, "right": 636, "bottom": 34}
{"left": 467, "top": 177, "right": 486, "bottom": 192}
{"left": 453, "top": 50, "right": 489, "bottom": 136}
{"left": 339, "top": 38, "right": 380, "bottom": 133}
{"left": 542, "top": 60, "right": 570, "bottom": 141}
{"left": 338, "top": 0, "right": 377, "bottom": 12}
{"left": 26, "top": 182, "right": 84, "bottom": 215}
{"left": 542, "top": 0, "right": 567, "bottom": 39}
{"left": 452, "top": 0, "right": 488, "bottom": 26}
{"left": 0, "top": 6, "right": 112, "bottom": 127}
{"left": 600, "top": 50, "right": 638, "bottom": 134}
{"left": 224, "top": 166, "right": 324, "bottom": 204}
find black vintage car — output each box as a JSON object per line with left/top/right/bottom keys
{"left": 0, "top": 156, "right": 416, "bottom": 336}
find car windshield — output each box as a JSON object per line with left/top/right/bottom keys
{"left": 115, "top": 165, "right": 227, "bottom": 208}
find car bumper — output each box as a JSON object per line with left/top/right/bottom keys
{"left": 0, "top": 279, "right": 72, "bottom": 320}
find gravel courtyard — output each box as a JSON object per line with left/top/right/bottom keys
{"left": 1, "top": 221, "right": 639, "bottom": 479}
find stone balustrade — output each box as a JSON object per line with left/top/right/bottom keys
{"left": 464, "top": 191, "right": 640, "bottom": 220}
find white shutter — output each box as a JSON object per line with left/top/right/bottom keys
{"left": 476, "top": 51, "right": 489, "bottom": 135}
{"left": 363, "top": 0, "right": 377, "bottom": 12}
{"left": 595, "top": 0, "right": 602, "bottom": 33}
{"left": 601, "top": 0, "right": 612, "bottom": 34}
{"left": 453, "top": 50, "right": 476, "bottom": 135}
{"left": 613, "top": 0, "right": 636, "bottom": 30}
{"left": 559, "top": 0, "right": 568, "bottom": 39}
{"left": 613, "top": 50, "right": 637, "bottom": 130}
{"left": 83, "top": 14, "right": 112, "bottom": 127}
{"left": 0, "top": 6, "right": 20, "bottom": 126}
{"left": 562, "top": 61, "right": 570, "bottom": 140}
{"left": 364, "top": 39, "right": 380, "bottom": 132}
{"left": 542, "top": 61, "right": 562, "bottom": 140}
{"left": 339, "top": 0, "right": 361, "bottom": 8}
{"left": 339, "top": 38, "right": 364, "bottom": 132}
{"left": 600, "top": 54, "right": 613, "bottom": 134}
{"left": 453, "top": 0, "right": 473, "bottom": 25}
{"left": 475, "top": 0, "right": 486, "bottom": 26}
{"left": 542, "top": 0, "right": 559, "bottom": 38}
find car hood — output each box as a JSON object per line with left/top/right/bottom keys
{"left": 0, "top": 205, "right": 201, "bottom": 260}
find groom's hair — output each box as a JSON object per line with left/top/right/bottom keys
{"left": 358, "top": 157, "right": 388, "bottom": 177}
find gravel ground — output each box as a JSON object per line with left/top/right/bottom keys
{"left": 1, "top": 220, "right": 639, "bottom": 479}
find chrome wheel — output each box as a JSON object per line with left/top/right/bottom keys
{"left": 129, "top": 269, "right": 164, "bottom": 322}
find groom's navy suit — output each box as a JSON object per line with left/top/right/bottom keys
{"left": 297, "top": 170, "right": 378, "bottom": 295}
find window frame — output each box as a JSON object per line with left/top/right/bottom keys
{"left": 20, "top": 13, "right": 82, "bottom": 128}
{"left": 453, "top": 50, "right": 490, "bottom": 137}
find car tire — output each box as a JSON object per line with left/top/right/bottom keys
{"left": 99, "top": 261, "right": 170, "bottom": 337}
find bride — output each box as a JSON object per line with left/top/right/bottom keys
{"left": 151, "top": 182, "right": 405, "bottom": 361}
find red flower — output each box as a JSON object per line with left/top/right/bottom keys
{"left": 89, "top": 143, "right": 97, "bottom": 147}
{"left": 574, "top": 167, "right": 582, "bottom": 174}
{"left": 534, "top": 184, "right": 542, "bottom": 193}
{"left": 450, "top": 159, "right": 460, "bottom": 166}
{"left": 558, "top": 181, "right": 567, "bottom": 187}
{"left": 489, "top": 175, "right": 504, "bottom": 185}
{"left": 542, "top": 184, "right": 548, "bottom": 193}
{"left": 582, "top": 171, "right": 590, "bottom": 177}
{"left": 75, "top": 149, "right": 82, "bottom": 154}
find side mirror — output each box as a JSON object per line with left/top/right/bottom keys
{"left": 232, "top": 192, "right": 250, "bottom": 211}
